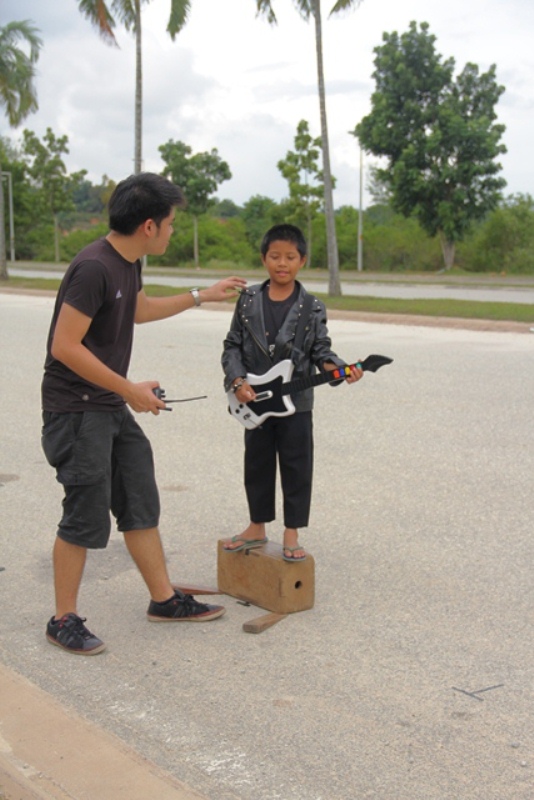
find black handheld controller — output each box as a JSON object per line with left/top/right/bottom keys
{"left": 152, "top": 387, "right": 172, "bottom": 410}
{"left": 152, "top": 388, "right": 207, "bottom": 406}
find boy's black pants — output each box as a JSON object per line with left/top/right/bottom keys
{"left": 244, "top": 411, "right": 313, "bottom": 529}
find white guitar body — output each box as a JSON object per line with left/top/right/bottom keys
{"left": 227, "top": 360, "right": 296, "bottom": 430}
{"left": 226, "top": 354, "right": 393, "bottom": 430}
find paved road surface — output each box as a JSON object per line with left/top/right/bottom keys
{"left": 9, "top": 265, "right": 534, "bottom": 304}
{"left": 1, "top": 292, "right": 533, "bottom": 799}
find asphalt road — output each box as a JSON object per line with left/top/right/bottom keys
{"left": 1, "top": 292, "right": 533, "bottom": 799}
{"left": 8, "top": 265, "right": 534, "bottom": 304}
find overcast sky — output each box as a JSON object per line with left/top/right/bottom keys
{"left": 2, "top": 0, "right": 533, "bottom": 208}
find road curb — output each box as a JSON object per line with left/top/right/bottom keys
{"left": 0, "top": 663, "right": 209, "bottom": 800}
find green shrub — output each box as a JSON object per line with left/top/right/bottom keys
{"left": 155, "top": 215, "right": 255, "bottom": 267}
{"left": 60, "top": 224, "right": 109, "bottom": 261}
{"left": 361, "top": 211, "right": 441, "bottom": 271}
{"left": 459, "top": 195, "right": 534, "bottom": 273}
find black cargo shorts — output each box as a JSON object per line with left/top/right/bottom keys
{"left": 42, "top": 407, "right": 160, "bottom": 548}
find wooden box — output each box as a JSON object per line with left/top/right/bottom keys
{"left": 217, "top": 539, "right": 315, "bottom": 614}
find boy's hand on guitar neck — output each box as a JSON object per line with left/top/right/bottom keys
{"left": 323, "top": 361, "right": 363, "bottom": 384}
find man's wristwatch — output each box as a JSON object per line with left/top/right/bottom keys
{"left": 190, "top": 288, "right": 201, "bottom": 306}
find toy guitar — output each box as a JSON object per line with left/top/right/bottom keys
{"left": 228, "top": 354, "right": 393, "bottom": 430}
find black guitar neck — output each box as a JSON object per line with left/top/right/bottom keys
{"left": 283, "top": 354, "right": 393, "bottom": 396}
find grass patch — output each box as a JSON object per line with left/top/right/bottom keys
{"left": 2, "top": 276, "right": 532, "bottom": 323}
{"left": 143, "top": 284, "right": 533, "bottom": 323}
{"left": 1, "top": 277, "right": 62, "bottom": 293}
{"left": 314, "top": 292, "right": 534, "bottom": 323}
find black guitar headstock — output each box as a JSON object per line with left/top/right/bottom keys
{"left": 358, "top": 354, "right": 393, "bottom": 373}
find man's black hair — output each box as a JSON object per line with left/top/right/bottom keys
{"left": 260, "top": 224, "right": 307, "bottom": 258}
{"left": 108, "top": 172, "right": 186, "bottom": 235}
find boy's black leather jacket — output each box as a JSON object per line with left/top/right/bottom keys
{"left": 221, "top": 280, "right": 344, "bottom": 412}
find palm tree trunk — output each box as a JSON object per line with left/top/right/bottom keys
{"left": 312, "top": 0, "right": 341, "bottom": 295}
{"left": 134, "top": 0, "right": 142, "bottom": 174}
{"left": 0, "top": 161, "right": 7, "bottom": 280}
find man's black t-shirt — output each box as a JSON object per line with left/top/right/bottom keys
{"left": 42, "top": 238, "right": 142, "bottom": 412}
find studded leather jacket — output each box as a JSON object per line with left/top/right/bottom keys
{"left": 221, "top": 280, "right": 344, "bottom": 412}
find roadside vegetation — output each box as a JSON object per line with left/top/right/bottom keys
{"left": 2, "top": 165, "right": 534, "bottom": 279}
{"left": 1, "top": 12, "right": 531, "bottom": 306}
{"left": 6, "top": 271, "right": 532, "bottom": 325}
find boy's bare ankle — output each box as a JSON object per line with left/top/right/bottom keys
{"left": 223, "top": 522, "right": 267, "bottom": 550}
{"left": 245, "top": 522, "right": 266, "bottom": 539}
{"left": 283, "top": 528, "right": 300, "bottom": 547}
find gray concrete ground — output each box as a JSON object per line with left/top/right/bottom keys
{"left": 0, "top": 291, "right": 533, "bottom": 800}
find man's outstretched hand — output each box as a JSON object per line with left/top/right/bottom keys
{"left": 198, "top": 276, "right": 247, "bottom": 304}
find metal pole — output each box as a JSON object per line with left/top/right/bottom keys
{"left": 357, "top": 147, "right": 363, "bottom": 272}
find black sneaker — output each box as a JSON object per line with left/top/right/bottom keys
{"left": 46, "top": 613, "right": 106, "bottom": 655}
{"left": 147, "top": 590, "right": 226, "bottom": 622}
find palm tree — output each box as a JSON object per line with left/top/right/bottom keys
{"left": 77, "top": 0, "right": 191, "bottom": 174}
{"left": 0, "top": 20, "right": 42, "bottom": 280}
{"left": 255, "top": 0, "right": 363, "bottom": 295}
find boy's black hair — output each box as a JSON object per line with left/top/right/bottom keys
{"left": 108, "top": 172, "right": 186, "bottom": 236}
{"left": 260, "top": 223, "right": 307, "bottom": 258}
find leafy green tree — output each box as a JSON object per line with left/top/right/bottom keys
{"left": 22, "top": 128, "right": 85, "bottom": 262}
{"left": 241, "top": 194, "right": 281, "bottom": 257}
{"left": 158, "top": 214, "right": 254, "bottom": 268}
{"left": 210, "top": 198, "right": 242, "bottom": 219}
{"left": 0, "top": 136, "right": 35, "bottom": 260}
{"left": 366, "top": 163, "right": 392, "bottom": 206}
{"left": 356, "top": 21, "right": 506, "bottom": 270}
{"left": 159, "top": 139, "right": 231, "bottom": 266}
{"left": 277, "top": 119, "right": 326, "bottom": 267}
{"left": 255, "top": 0, "right": 364, "bottom": 294}
{"left": 0, "top": 20, "right": 41, "bottom": 278}
{"left": 77, "top": 0, "right": 190, "bottom": 173}
{"left": 70, "top": 177, "right": 102, "bottom": 214}
{"left": 69, "top": 174, "right": 113, "bottom": 214}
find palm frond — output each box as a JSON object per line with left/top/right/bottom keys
{"left": 294, "top": 0, "right": 313, "bottom": 21}
{"left": 256, "top": 0, "right": 277, "bottom": 25}
{"left": 329, "top": 0, "right": 363, "bottom": 16}
{"left": 77, "top": 0, "right": 118, "bottom": 45}
{"left": 0, "top": 21, "right": 41, "bottom": 125}
{"left": 167, "top": 0, "right": 191, "bottom": 40}
{"left": 111, "top": 0, "right": 137, "bottom": 33}
{"left": 0, "top": 20, "right": 42, "bottom": 61}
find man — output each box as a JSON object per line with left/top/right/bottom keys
{"left": 41, "top": 172, "right": 246, "bottom": 655}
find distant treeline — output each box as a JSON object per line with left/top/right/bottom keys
{"left": 2, "top": 135, "right": 533, "bottom": 272}
{"left": 45, "top": 193, "right": 534, "bottom": 274}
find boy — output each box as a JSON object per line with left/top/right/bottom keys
{"left": 42, "top": 172, "right": 246, "bottom": 655}
{"left": 221, "top": 224, "right": 362, "bottom": 561}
